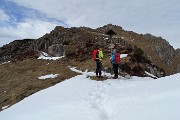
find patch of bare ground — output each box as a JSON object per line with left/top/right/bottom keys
{"left": 88, "top": 76, "right": 109, "bottom": 81}
{"left": 0, "top": 58, "right": 79, "bottom": 111}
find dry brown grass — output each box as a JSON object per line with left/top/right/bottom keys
{"left": 0, "top": 58, "right": 79, "bottom": 111}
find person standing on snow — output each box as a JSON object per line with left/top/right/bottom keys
{"left": 93, "top": 47, "right": 103, "bottom": 77}
{"left": 110, "top": 49, "right": 120, "bottom": 79}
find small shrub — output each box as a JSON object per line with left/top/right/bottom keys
{"left": 133, "top": 47, "right": 144, "bottom": 56}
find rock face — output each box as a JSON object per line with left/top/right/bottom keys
{"left": 175, "top": 49, "right": 180, "bottom": 73}
{"left": 131, "top": 33, "right": 180, "bottom": 75}
{"left": 47, "top": 44, "right": 65, "bottom": 57}
{"left": 0, "top": 24, "right": 179, "bottom": 77}
{"left": 120, "top": 54, "right": 165, "bottom": 78}
{"left": 0, "top": 39, "right": 37, "bottom": 62}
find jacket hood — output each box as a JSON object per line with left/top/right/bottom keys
{"left": 112, "top": 50, "right": 116, "bottom": 55}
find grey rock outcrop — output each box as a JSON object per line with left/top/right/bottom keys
{"left": 0, "top": 39, "right": 36, "bottom": 63}
{"left": 48, "top": 44, "right": 65, "bottom": 57}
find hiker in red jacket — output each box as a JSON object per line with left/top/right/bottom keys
{"left": 110, "top": 49, "right": 120, "bottom": 79}
{"left": 93, "top": 47, "right": 103, "bottom": 77}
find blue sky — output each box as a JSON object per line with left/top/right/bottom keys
{"left": 0, "top": 0, "right": 180, "bottom": 49}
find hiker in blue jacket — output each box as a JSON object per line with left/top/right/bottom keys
{"left": 110, "top": 50, "right": 120, "bottom": 79}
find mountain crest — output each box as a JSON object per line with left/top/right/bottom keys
{"left": 0, "top": 24, "right": 179, "bottom": 76}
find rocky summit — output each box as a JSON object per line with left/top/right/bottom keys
{"left": 0, "top": 24, "right": 180, "bottom": 76}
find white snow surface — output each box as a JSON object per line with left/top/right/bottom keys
{"left": 145, "top": 71, "right": 158, "bottom": 79}
{"left": 121, "top": 54, "right": 128, "bottom": 58}
{"left": 0, "top": 61, "right": 10, "bottom": 65}
{"left": 38, "top": 51, "right": 64, "bottom": 60}
{"left": 38, "top": 74, "right": 59, "bottom": 80}
{"left": 1, "top": 106, "right": 9, "bottom": 110}
{"left": 0, "top": 69, "right": 180, "bottom": 120}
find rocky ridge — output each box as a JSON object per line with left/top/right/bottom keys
{"left": 0, "top": 24, "right": 179, "bottom": 76}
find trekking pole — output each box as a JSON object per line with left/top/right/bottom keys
{"left": 101, "top": 64, "right": 106, "bottom": 77}
{"left": 100, "top": 62, "right": 105, "bottom": 77}
{"left": 111, "top": 64, "right": 113, "bottom": 78}
{"left": 110, "top": 57, "right": 113, "bottom": 79}
{"left": 118, "top": 65, "right": 121, "bottom": 79}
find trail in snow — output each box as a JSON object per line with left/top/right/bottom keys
{"left": 85, "top": 81, "right": 110, "bottom": 120}
{"left": 72, "top": 69, "right": 112, "bottom": 119}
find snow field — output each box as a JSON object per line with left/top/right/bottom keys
{"left": 0, "top": 68, "right": 180, "bottom": 120}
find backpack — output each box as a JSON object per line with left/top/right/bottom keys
{"left": 93, "top": 49, "right": 99, "bottom": 61}
{"left": 115, "top": 53, "right": 120, "bottom": 64}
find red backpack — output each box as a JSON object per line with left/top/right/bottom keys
{"left": 115, "top": 53, "right": 120, "bottom": 64}
{"left": 92, "top": 49, "right": 99, "bottom": 61}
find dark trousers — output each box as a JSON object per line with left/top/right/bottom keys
{"left": 96, "top": 61, "right": 102, "bottom": 76}
{"left": 113, "top": 64, "right": 119, "bottom": 77}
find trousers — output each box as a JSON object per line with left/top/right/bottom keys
{"left": 113, "top": 64, "right": 119, "bottom": 77}
{"left": 96, "top": 61, "right": 102, "bottom": 76}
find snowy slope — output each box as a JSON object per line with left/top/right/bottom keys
{"left": 0, "top": 69, "right": 180, "bottom": 120}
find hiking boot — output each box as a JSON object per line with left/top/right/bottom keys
{"left": 113, "top": 76, "right": 118, "bottom": 79}
{"left": 98, "top": 75, "right": 102, "bottom": 78}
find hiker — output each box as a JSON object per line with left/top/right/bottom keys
{"left": 110, "top": 49, "right": 120, "bottom": 79}
{"left": 93, "top": 47, "right": 103, "bottom": 77}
